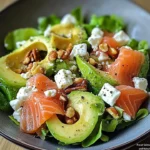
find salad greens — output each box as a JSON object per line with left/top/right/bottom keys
{"left": 90, "top": 15, "right": 125, "bottom": 33}
{"left": 4, "top": 28, "right": 39, "bottom": 51}
{"left": 38, "top": 15, "right": 60, "bottom": 33}
{"left": 0, "top": 83, "right": 19, "bottom": 111}
{"left": 71, "top": 7, "right": 83, "bottom": 25}
{"left": 82, "top": 118, "right": 103, "bottom": 147}
{"left": 1, "top": 7, "right": 150, "bottom": 148}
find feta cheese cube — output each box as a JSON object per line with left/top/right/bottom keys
{"left": 70, "top": 43, "right": 89, "bottom": 59}
{"left": 13, "top": 107, "right": 22, "bottom": 122}
{"left": 123, "top": 112, "right": 131, "bottom": 121}
{"left": 113, "top": 30, "right": 130, "bottom": 46}
{"left": 54, "top": 69, "right": 74, "bottom": 89}
{"left": 16, "top": 40, "right": 26, "bottom": 48}
{"left": 91, "top": 27, "right": 104, "bottom": 37}
{"left": 44, "top": 89, "right": 57, "bottom": 97}
{"left": 61, "top": 14, "right": 77, "bottom": 25}
{"left": 88, "top": 27, "right": 104, "bottom": 51}
{"left": 98, "top": 83, "right": 121, "bottom": 106}
{"left": 133, "top": 77, "right": 148, "bottom": 91}
{"left": 10, "top": 99, "right": 22, "bottom": 111}
{"left": 16, "top": 86, "right": 34, "bottom": 101}
{"left": 98, "top": 52, "right": 110, "bottom": 62}
{"left": 88, "top": 36, "right": 102, "bottom": 51}
{"left": 44, "top": 25, "right": 51, "bottom": 37}
{"left": 21, "top": 71, "right": 32, "bottom": 79}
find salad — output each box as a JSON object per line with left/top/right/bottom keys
{"left": 0, "top": 8, "right": 149, "bottom": 147}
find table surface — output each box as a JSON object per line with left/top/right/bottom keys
{"left": 0, "top": 0, "right": 150, "bottom": 150}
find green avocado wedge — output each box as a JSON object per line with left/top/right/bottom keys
{"left": 50, "top": 24, "right": 87, "bottom": 49}
{"left": 76, "top": 56, "right": 118, "bottom": 94}
{"left": 46, "top": 91, "right": 105, "bottom": 144}
{"left": 0, "top": 36, "right": 53, "bottom": 88}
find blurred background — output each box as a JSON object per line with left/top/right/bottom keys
{"left": 0, "top": 0, "right": 150, "bottom": 150}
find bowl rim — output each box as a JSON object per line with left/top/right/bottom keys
{"left": 0, "top": 0, "right": 150, "bottom": 149}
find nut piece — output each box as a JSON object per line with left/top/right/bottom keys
{"left": 74, "top": 78, "right": 84, "bottom": 84}
{"left": 65, "top": 118, "right": 74, "bottom": 124}
{"left": 109, "top": 48, "right": 117, "bottom": 55}
{"left": 106, "top": 107, "right": 119, "bottom": 119}
{"left": 27, "top": 63, "right": 33, "bottom": 71}
{"left": 99, "top": 43, "right": 109, "bottom": 52}
{"left": 66, "top": 43, "right": 73, "bottom": 52}
{"left": 48, "top": 51, "right": 58, "bottom": 61}
{"left": 59, "top": 95, "right": 67, "bottom": 101}
{"left": 89, "top": 58, "right": 97, "bottom": 66}
{"left": 65, "top": 107, "right": 75, "bottom": 118}
{"left": 57, "top": 50, "right": 65, "bottom": 58}
{"left": 23, "top": 57, "right": 30, "bottom": 65}
{"left": 72, "top": 116, "right": 77, "bottom": 122}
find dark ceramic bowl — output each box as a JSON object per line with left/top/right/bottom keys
{"left": 0, "top": 0, "right": 150, "bottom": 150}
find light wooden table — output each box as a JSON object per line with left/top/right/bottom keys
{"left": 0, "top": 0, "right": 150, "bottom": 150}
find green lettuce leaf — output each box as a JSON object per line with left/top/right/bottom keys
{"left": 0, "top": 82, "right": 19, "bottom": 112}
{"left": 38, "top": 15, "right": 60, "bottom": 33}
{"left": 82, "top": 117, "right": 102, "bottom": 147}
{"left": 4, "top": 28, "right": 39, "bottom": 51}
{"left": 71, "top": 7, "right": 83, "bottom": 25}
{"left": 0, "top": 91, "right": 10, "bottom": 111}
{"left": 83, "top": 24, "right": 95, "bottom": 36}
{"left": 90, "top": 15, "right": 125, "bottom": 33}
{"left": 127, "top": 39, "right": 139, "bottom": 50}
{"left": 102, "top": 119, "right": 118, "bottom": 132}
{"left": 100, "top": 134, "right": 109, "bottom": 142}
{"left": 138, "top": 40, "right": 149, "bottom": 50}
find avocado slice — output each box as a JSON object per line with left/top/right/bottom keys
{"left": 76, "top": 56, "right": 118, "bottom": 94}
{"left": 0, "top": 36, "right": 54, "bottom": 88}
{"left": 46, "top": 91, "right": 105, "bottom": 144}
{"left": 50, "top": 24, "right": 87, "bottom": 49}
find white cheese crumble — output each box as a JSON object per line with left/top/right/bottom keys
{"left": 123, "top": 46, "right": 132, "bottom": 50}
{"left": 98, "top": 52, "right": 110, "bottom": 62}
{"left": 61, "top": 14, "right": 77, "bottom": 25}
{"left": 10, "top": 86, "right": 37, "bottom": 111}
{"left": 88, "top": 27, "right": 104, "bottom": 51}
{"left": 113, "top": 30, "right": 130, "bottom": 46}
{"left": 123, "top": 112, "right": 131, "bottom": 121}
{"left": 44, "top": 25, "right": 51, "bottom": 37}
{"left": 54, "top": 69, "right": 74, "bottom": 89}
{"left": 21, "top": 71, "right": 32, "bottom": 79}
{"left": 16, "top": 40, "right": 26, "bottom": 48}
{"left": 91, "top": 27, "right": 104, "bottom": 37}
{"left": 133, "top": 77, "right": 148, "bottom": 91}
{"left": 10, "top": 86, "right": 38, "bottom": 122}
{"left": 70, "top": 43, "right": 89, "bottom": 59}
{"left": 44, "top": 89, "right": 57, "bottom": 97}
{"left": 98, "top": 83, "right": 121, "bottom": 106}
{"left": 13, "top": 107, "right": 22, "bottom": 122}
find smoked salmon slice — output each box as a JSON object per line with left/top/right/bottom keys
{"left": 20, "top": 74, "right": 65, "bottom": 133}
{"left": 27, "top": 73, "right": 58, "bottom": 92}
{"left": 108, "top": 47, "right": 145, "bottom": 86}
{"left": 116, "top": 85, "right": 148, "bottom": 118}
